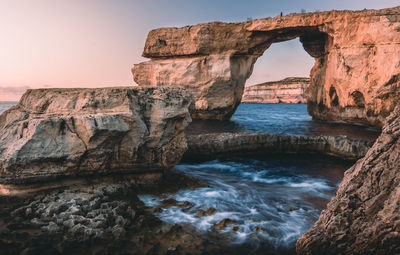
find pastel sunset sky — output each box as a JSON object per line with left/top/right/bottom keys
{"left": 0, "top": 0, "right": 399, "bottom": 101}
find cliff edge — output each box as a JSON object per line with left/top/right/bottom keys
{"left": 242, "top": 77, "right": 310, "bottom": 104}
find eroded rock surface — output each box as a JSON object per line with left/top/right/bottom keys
{"left": 184, "top": 132, "right": 372, "bottom": 162}
{"left": 296, "top": 104, "right": 400, "bottom": 254}
{"left": 0, "top": 87, "right": 192, "bottom": 184}
{"left": 0, "top": 170, "right": 214, "bottom": 255}
{"left": 132, "top": 6, "right": 400, "bottom": 126}
{"left": 242, "top": 77, "right": 309, "bottom": 104}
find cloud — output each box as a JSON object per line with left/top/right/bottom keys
{"left": 0, "top": 86, "right": 31, "bottom": 101}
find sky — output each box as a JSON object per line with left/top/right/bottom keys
{"left": 0, "top": 0, "right": 399, "bottom": 101}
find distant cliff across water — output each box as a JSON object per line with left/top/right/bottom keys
{"left": 242, "top": 77, "right": 310, "bottom": 104}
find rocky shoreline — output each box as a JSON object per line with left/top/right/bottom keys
{"left": 296, "top": 104, "right": 400, "bottom": 255}
{"left": 0, "top": 170, "right": 220, "bottom": 255}
{"left": 1, "top": 130, "right": 367, "bottom": 255}
{"left": 184, "top": 132, "right": 372, "bottom": 162}
{"left": 1, "top": 93, "right": 398, "bottom": 254}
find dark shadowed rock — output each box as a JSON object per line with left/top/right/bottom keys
{"left": 297, "top": 104, "right": 400, "bottom": 255}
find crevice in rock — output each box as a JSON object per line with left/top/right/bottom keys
{"left": 329, "top": 86, "right": 339, "bottom": 107}
{"left": 351, "top": 91, "right": 366, "bottom": 108}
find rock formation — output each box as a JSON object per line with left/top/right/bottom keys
{"left": 0, "top": 170, "right": 215, "bottom": 255}
{"left": 242, "top": 77, "right": 309, "bottom": 104}
{"left": 296, "top": 103, "right": 400, "bottom": 254}
{"left": 132, "top": 6, "right": 400, "bottom": 126}
{"left": 184, "top": 132, "right": 372, "bottom": 162}
{"left": 0, "top": 87, "right": 192, "bottom": 184}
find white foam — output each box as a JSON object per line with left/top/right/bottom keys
{"left": 139, "top": 158, "right": 341, "bottom": 248}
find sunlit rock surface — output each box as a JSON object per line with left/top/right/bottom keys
{"left": 132, "top": 6, "right": 400, "bottom": 126}
{"left": 0, "top": 87, "right": 192, "bottom": 184}
{"left": 242, "top": 77, "right": 309, "bottom": 104}
{"left": 297, "top": 104, "right": 400, "bottom": 254}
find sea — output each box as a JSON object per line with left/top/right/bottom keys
{"left": 0, "top": 101, "right": 17, "bottom": 114}
{"left": 0, "top": 102, "right": 380, "bottom": 254}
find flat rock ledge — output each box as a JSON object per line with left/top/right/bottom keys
{"left": 296, "top": 105, "right": 400, "bottom": 254}
{"left": 0, "top": 87, "right": 192, "bottom": 184}
{"left": 183, "top": 132, "right": 373, "bottom": 162}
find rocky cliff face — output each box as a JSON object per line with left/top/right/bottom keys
{"left": 0, "top": 87, "right": 192, "bottom": 184}
{"left": 132, "top": 6, "right": 400, "bottom": 126}
{"left": 242, "top": 77, "right": 309, "bottom": 104}
{"left": 296, "top": 104, "right": 400, "bottom": 254}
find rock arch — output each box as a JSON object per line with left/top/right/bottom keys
{"left": 132, "top": 6, "right": 400, "bottom": 127}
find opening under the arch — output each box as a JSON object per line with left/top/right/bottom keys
{"left": 245, "top": 38, "right": 314, "bottom": 87}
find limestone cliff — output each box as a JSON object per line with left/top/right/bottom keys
{"left": 0, "top": 87, "right": 192, "bottom": 184}
{"left": 296, "top": 104, "right": 400, "bottom": 254}
{"left": 242, "top": 77, "right": 309, "bottom": 104}
{"left": 132, "top": 6, "right": 400, "bottom": 126}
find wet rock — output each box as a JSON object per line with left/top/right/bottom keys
{"left": 254, "top": 226, "right": 264, "bottom": 232}
{"left": 0, "top": 226, "right": 10, "bottom": 235}
{"left": 212, "top": 218, "right": 237, "bottom": 230}
{"left": 41, "top": 222, "right": 61, "bottom": 234}
{"left": 196, "top": 207, "right": 216, "bottom": 217}
{"left": 30, "top": 218, "right": 47, "bottom": 227}
{"left": 160, "top": 198, "right": 193, "bottom": 209}
{"left": 0, "top": 169, "right": 227, "bottom": 255}
{"left": 111, "top": 225, "right": 126, "bottom": 239}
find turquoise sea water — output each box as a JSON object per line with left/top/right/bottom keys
{"left": 187, "top": 103, "right": 380, "bottom": 141}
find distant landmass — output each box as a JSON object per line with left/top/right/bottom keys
{"left": 242, "top": 77, "right": 310, "bottom": 104}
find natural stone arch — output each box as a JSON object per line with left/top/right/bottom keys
{"left": 132, "top": 6, "right": 400, "bottom": 127}
{"left": 132, "top": 24, "right": 329, "bottom": 120}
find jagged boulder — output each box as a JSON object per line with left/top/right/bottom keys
{"left": 0, "top": 87, "right": 192, "bottom": 184}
